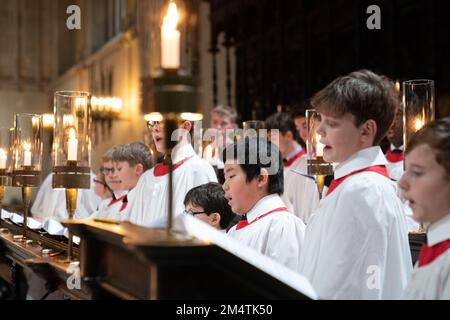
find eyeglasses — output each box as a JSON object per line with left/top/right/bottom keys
{"left": 183, "top": 209, "right": 210, "bottom": 216}
{"left": 100, "top": 166, "right": 115, "bottom": 175}
{"left": 147, "top": 121, "right": 164, "bottom": 129}
{"left": 93, "top": 178, "right": 107, "bottom": 187}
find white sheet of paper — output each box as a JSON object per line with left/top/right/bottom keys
{"left": 42, "top": 218, "right": 66, "bottom": 235}
{"left": 173, "top": 214, "right": 318, "bottom": 299}
{"left": 1, "top": 209, "right": 11, "bottom": 220}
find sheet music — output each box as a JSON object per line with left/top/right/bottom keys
{"left": 173, "top": 214, "right": 318, "bottom": 299}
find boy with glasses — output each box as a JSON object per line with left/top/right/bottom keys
{"left": 91, "top": 143, "right": 152, "bottom": 221}
{"left": 183, "top": 182, "right": 236, "bottom": 231}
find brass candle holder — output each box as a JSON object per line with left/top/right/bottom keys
{"left": 53, "top": 162, "right": 90, "bottom": 260}
{"left": 307, "top": 157, "right": 333, "bottom": 198}
{"left": 12, "top": 114, "right": 43, "bottom": 240}
{"left": 52, "top": 91, "right": 92, "bottom": 260}
{"left": 306, "top": 109, "right": 333, "bottom": 198}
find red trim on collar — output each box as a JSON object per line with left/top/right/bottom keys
{"left": 418, "top": 239, "right": 450, "bottom": 268}
{"left": 327, "top": 165, "right": 390, "bottom": 196}
{"left": 385, "top": 149, "right": 404, "bottom": 163}
{"left": 283, "top": 149, "right": 306, "bottom": 167}
{"left": 108, "top": 194, "right": 128, "bottom": 212}
{"left": 153, "top": 156, "right": 194, "bottom": 177}
{"left": 235, "top": 207, "right": 288, "bottom": 231}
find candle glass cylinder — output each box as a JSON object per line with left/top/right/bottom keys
{"left": 12, "top": 114, "right": 42, "bottom": 239}
{"left": 12, "top": 114, "right": 42, "bottom": 184}
{"left": 52, "top": 91, "right": 92, "bottom": 190}
{"left": 402, "top": 79, "right": 435, "bottom": 154}
{"left": 402, "top": 79, "right": 435, "bottom": 234}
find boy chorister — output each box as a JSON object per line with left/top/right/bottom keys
{"left": 385, "top": 108, "right": 405, "bottom": 181}
{"left": 183, "top": 182, "right": 236, "bottom": 231}
{"left": 122, "top": 119, "right": 217, "bottom": 227}
{"left": 90, "top": 142, "right": 152, "bottom": 221}
{"left": 399, "top": 118, "right": 450, "bottom": 299}
{"left": 223, "top": 137, "right": 306, "bottom": 272}
{"left": 266, "top": 112, "right": 319, "bottom": 223}
{"left": 299, "top": 70, "right": 412, "bottom": 299}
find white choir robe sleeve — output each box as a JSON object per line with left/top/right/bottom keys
{"left": 31, "top": 173, "right": 101, "bottom": 221}
{"left": 122, "top": 157, "right": 217, "bottom": 227}
{"left": 290, "top": 174, "right": 320, "bottom": 224}
{"left": 74, "top": 174, "right": 102, "bottom": 219}
{"left": 261, "top": 216, "right": 305, "bottom": 272}
{"left": 88, "top": 199, "right": 112, "bottom": 219}
{"left": 300, "top": 179, "right": 412, "bottom": 299}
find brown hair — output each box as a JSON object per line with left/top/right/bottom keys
{"left": 211, "top": 105, "right": 238, "bottom": 124}
{"left": 265, "top": 112, "right": 301, "bottom": 143}
{"left": 112, "top": 142, "right": 153, "bottom": 171}
{"left": 311, "top": 69, "right": 399, "bottom": 144}
{"left": 406, "top": 118, "right": 450, "bottom": 180}
{"left": 102, "top": 146, "right": 118, "bottom": 162}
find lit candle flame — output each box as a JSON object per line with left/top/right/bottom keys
{"left": 414, "top": 118, "right": 423, "bottom": 131}
{"left": 315, "top": 133, "right": 324, "bottom": 157}
{"left": 69, "top": 128, "right": 76, "bottom": 139}
{"left": 162, "top": 2, "right": 179, "bottom": 31}
{"left": 161, "top": 2, "right": 180, "bottom": 69}
{"left": 23, "top": 142, "right": 31, "bottom": 152}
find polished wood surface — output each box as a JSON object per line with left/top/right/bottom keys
{"left": 0, "top": 220, "right": 90, "bottom": 300}
{"left": 65, "top": 219, "right": 311, "bottom": 300}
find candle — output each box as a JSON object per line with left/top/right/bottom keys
{"left": 161, "top": 2, "right": 180, "bottom": 69}
{"left": 414, "top": 118, "right": 423, "bottom": 131}
{"left": 23, "top": 142, "right": 32, "bottom": 166}
{"left": 315, "top": 134, "right": 324, "bottom": 157}
{"left": 0, "top": 148, "right": 7, "bottom": 169}
{"left": 68, "top": 128, "right": 78, "bottom": 161}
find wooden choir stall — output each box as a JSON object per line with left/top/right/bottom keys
{"left": 0, "top": 215, "right": 317, "bottom": 300}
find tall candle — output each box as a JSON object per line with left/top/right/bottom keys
{"left": 161, "top": 2, "right": 180, "bottom": 69}
{"left": 23, "top": 142, "right": 32, "bottom": 166}
{"left": 0, "top": 148, "right": 7, "bottom": 169}
{"left": 315, "top": 134, "right": 324, "bottom": 157}
{"left": 68, "top": 128, "right": 78, "bottom": 161}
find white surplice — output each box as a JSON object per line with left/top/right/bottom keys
{"left": 89, "top": 190, "right": 129, "bottom": 221}
{"left": 282, "top": 147, "right": 320, "bottom": 224}
{"left": 403, "top": 214, "right": 450, "bottom": 300}
{"left": 385, "top": 144, "right": 404, "bottom": 182}
{"left": 227, "top": 194, "right": 306, "bottom": 273}
{"left": 299, "top": 146, "right": 413, "bottom": 299}
{"left": 31, "top": 173, "right": 101, "bottom": 221}
{"left": 121, "top": 143, "right": 217, "bottom": 227}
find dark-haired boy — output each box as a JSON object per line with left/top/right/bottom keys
{"left": 266, "top": 112, "right": 319, "bottom": 223}
{"left": 299, "top": 70, "right": 412, "bottom": 299}
{"left": 184, "top": 182, "right": 236, "bottom": 231}
{"left": 223, "top": 138, "right": 306, "bottom": 272}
